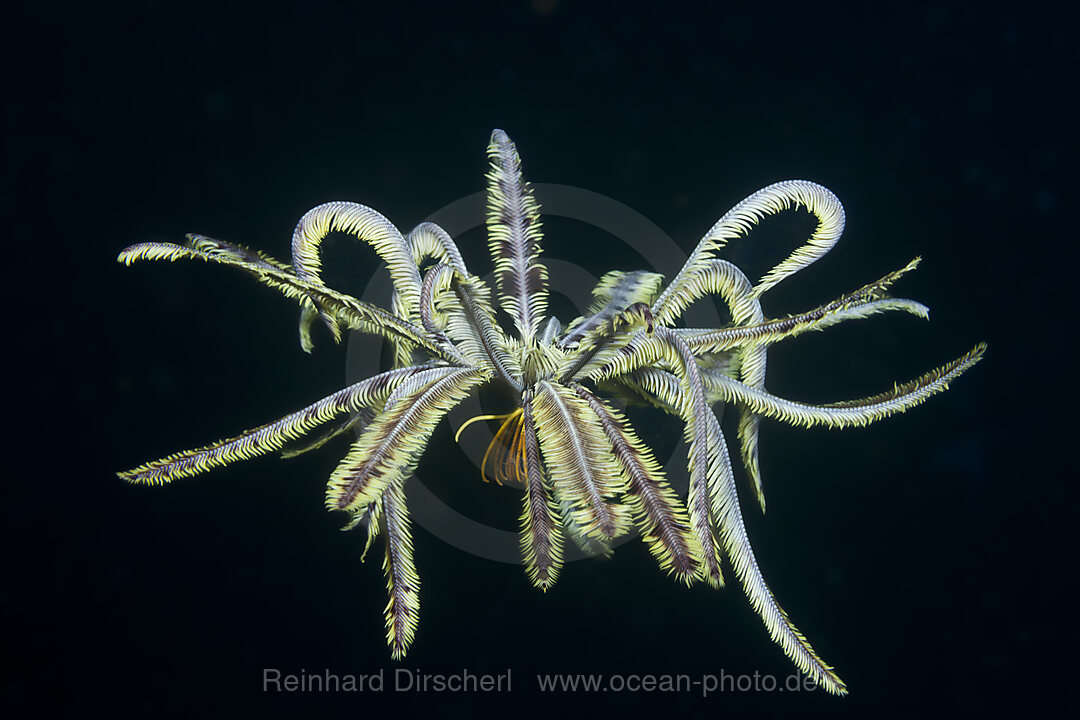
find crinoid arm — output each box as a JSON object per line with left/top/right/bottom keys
{"left": 570, "top": 384, "right": 702, "bottom": 584}
{"left": 652, "top": 179, "right": 847, "bottom": 324}
{"left": 486, "top": 129, "right": 548, "bottom": 343}
{"left": 530, "top": 380, "right": 632, "bottom": 542}
{"left": 325, "top": 367, "right": 488, "bottom": 523}
{"left": 117, "top": 237, "right": 449, "bottom": 360}
{"left": 117, "top": 364, "right": 443, "bottom": 486}
{"left": 518, "top": 391, "right": 564, "bottom": 589}
{"left": 695, "top": 343, "right": 987, "bottom": 429}
{"left": 650, "top": 326, "right": 848, "bottom": 694}
{"left": 379, "top": 474, "right": 420, "bottom": 660}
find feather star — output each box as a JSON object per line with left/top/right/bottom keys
{"left": 118, "top": 129, "right": 984, "bottom": 694}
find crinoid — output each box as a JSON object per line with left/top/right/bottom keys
{"left": 118, "top": 129, "right": 984, "bottom": 694}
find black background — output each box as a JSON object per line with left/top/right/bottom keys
{"left": 4, "top": 1, "right": 1073, "bottom": 717}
